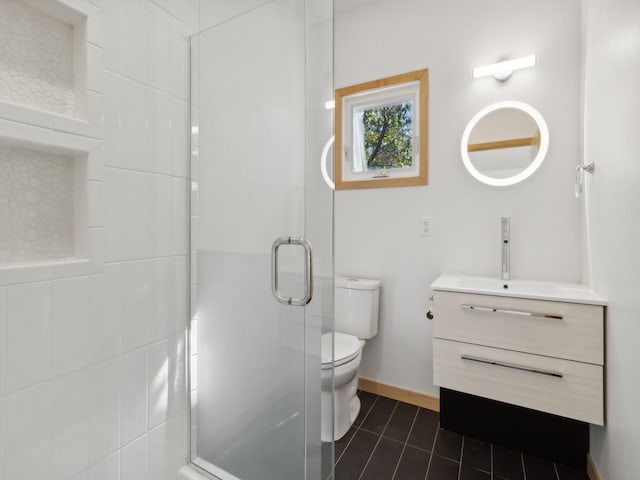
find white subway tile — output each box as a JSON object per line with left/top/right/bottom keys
{"left": 87, "top": 2, "right": 104, "bottom": 48}
{"left": 90, "top": 264, "right": 123, "bottom": 362}
{"left": 121, "top": 260, "right": 152, "bottom": 352}
{"left": 148, "top": 257, "right": 175, "bottom": 343}
{"left": 103, "top": 72, "right": 121, "bottom": 168}
{"left": 147, "top": 3, "right": 172, "bottom": 93}
{"left": 88, "top": 226, "right": 106, "bottom": 272}
{"left": 88, "top": 44, "right": 105, "bottom": 93}
{"left": 120, "top": 434, "right": 147, "bottom": 480}
{"left": 3, "top": 384, "right": 52, "bottom": 480}
{"left": 148, "top": 413, "right": 188, "bottom": 480}
{"left": 119, "top": 77, "right": 148, "bottom": 172}
{"left": 89, "top": 451, "right": 120, "bottom": 480}
{"left": 51, "top": 369, "right": 91, "bottom": 480}
{"left": 170, "top": 98, "right": 189, "bottom": 178}
{"left": 170, "top": 0, "right": 198, "bottom": 33}
{"left": 51, "top": 276, "right": 92, "bottom": 376}
{"left": 89, "top": 358, "right": 121, "bottom": 465}
{"left": 102, "top": 0, "right": 120, "bottom": 73}
{"left": 88, "top": 142, "right": 105, "bottom": 181}
{"left": 5, "top": 282, "right": 51, "bottom": 393}
{"left": 151, "top": 0, "right": 171, "bottom": 12}
{"left": 121, "top": 349, "right": 148, "bottom": 445}
{"left": 168, "top": 334, "right": 187, "bottom": 417}
{"left": 120, "top": 0, "right": 147, "bottom": 83}
{"left": 170, "top": 177, "right": 188, "bottom": 255}
{"left": 147, "top": 174, "right": 172, "bottom": 258}
{"left": 173, "top": 255, "right": 188, "bottom": 336}
{"left": 104, "top": 168, "right": 121, "bottom": 262}
{"left": 89, "top": 180, "right": 105, "bottom": 227}
{"left": 147, "top": 339, "right": 170, "bottom": 429}
{"left": 119, "top": 170, "right": 150, "bottom": 261}
{"left": 147, "top": 89, "right": 172, "bottom": 175}
{"left": 87, "top": 90, "right": 106, "bottom": 139}
{"left": 170, "top": 18, "right": 189, "bottom": 100}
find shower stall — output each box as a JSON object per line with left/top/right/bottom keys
{"left": 186, "top": 1, "right": 335, "bottom": 478}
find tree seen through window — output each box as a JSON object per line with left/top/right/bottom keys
{"left": 363, "top": 101, "right": 413, "bottom": 169}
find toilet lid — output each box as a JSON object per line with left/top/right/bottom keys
{"left": 321, "top": 332, "right": 361, "bottom": 368}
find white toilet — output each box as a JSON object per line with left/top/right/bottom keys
{"left": 321, "top": 276, "right": 381, "bottom": 442}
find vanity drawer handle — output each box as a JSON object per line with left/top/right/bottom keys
{"left": 461, "top": 304, "right": 563, "bottom": 320}
{"left": 461, "top": 354, "right": 563, "bottom": 378}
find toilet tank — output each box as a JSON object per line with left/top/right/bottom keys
{"left": 334, "top": 276, "right": 381, "bottom": 339}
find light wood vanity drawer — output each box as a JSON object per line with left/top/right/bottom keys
{"left": 433, "top": 338, "right": 604, "bottom": 425}
{"left": 433, "top": 291, "right": 604, "bottom": 365}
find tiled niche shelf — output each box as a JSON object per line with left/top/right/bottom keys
{"left": 0, "top": 0, "right": 78, "bottom": 117}
{"left": 0, "top": 0, "right": 102, "bottom": 139}
{"left": 0, "top": 118, "right": 104, "bottom": 286}
{"left": 0, "top": 144, "right": 78, "bottom": 264}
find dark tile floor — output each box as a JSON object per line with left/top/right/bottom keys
{"left": 331, "top": 391, "right": 589, "bottom": 480}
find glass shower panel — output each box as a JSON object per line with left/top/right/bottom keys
{"left": 189, "top": 1, "right": 333, "bottom": 479}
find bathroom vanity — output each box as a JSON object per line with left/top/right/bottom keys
{"left": 430, "top": 274, "right": 606, "bottom": 468}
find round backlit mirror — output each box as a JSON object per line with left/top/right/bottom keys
{"left": 461, "top": 101, "right": 549, "bottom": 186}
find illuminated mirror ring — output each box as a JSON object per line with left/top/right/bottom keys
{"left": 461, "top": 101, "right": 549, "bottom": 187}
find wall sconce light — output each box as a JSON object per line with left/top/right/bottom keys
{"left": 325, "top": 100, "right": 335, "bottom": 110}
{"left": 472, "top": 54, "right": 536, "bottom": 81}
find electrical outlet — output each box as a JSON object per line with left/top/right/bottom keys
{"left": 420, "top": 216, "right": 432, "bottom": 237}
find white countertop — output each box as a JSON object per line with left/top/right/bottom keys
{"left": 430, "top": 274, "right": 607, "bottom": 306}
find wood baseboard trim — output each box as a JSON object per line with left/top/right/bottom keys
{"left": 587, "top": 454, "right": 602, "bottom": 480}
{"left": 358, "top": 378, "right": 440, "bottom": 412}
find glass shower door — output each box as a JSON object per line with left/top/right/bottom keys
{"left": 188, "top": 1, "right": 334, "bottom": 479}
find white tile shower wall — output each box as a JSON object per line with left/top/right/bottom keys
{"left": 0, "top": 1, "right": 196, "bottom": 480}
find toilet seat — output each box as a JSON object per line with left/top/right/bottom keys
{"left": 321, "top": 332, "right": 361, "bottom": 369}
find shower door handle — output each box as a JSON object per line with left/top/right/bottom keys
{"left": 271, "top": 237, "right": 313, "bottom": 306}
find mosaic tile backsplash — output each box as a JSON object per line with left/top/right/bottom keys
{"left": 0, "top": 144, "right": 75, "bottom": 264}
{"left": 0, "top": 0, "right": 75, "bottom": 116}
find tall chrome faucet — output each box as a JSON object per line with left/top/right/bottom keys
{"left": 501, "top": 216, "right": 510, "bottom": 281}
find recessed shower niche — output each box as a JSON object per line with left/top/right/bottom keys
{"left": 0, "top": 140, "right": 87, "bottom": 265}
{"left": 0, "top": 0, "right": 88, "bottom": 120}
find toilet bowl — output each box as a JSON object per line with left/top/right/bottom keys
{"left": 321, "top": 332, "right": 365, "bottom": 441}
{"left": 320, "top": 276, "right": 381, "bottom": 442}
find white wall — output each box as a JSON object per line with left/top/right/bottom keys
{"left": 0, "top": 0, "right": 196, "bottom": 479}
{"left": 334, "top": 0, "right": 584, "bottom": 395}
{"left": 583, "top": 0, "right": 640, "bottom": 477}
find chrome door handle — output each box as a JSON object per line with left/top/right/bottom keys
{"left": 461, "top": 354, "right": 563, "bottom": 378}
{"left": 461, "top": 304, "right": 563, "bottom": 320}
{"left": 271, "top": 237, "right": 313, "bottom": 306}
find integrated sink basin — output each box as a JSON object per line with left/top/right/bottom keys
{"left": 431, "top": 274, "right": 607, "bottom": 305}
